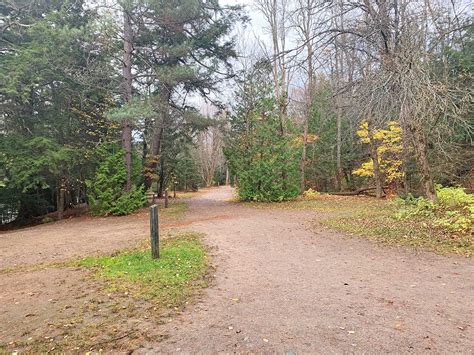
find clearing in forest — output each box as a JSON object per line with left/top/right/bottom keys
{"left": 0, "top": 186, "right": 472, "bottom": 353}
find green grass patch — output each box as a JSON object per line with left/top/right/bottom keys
{"left": 253, "top": 195, "right": 473, "bottom": 256}
{"left": 79, "top": 232, "right": 209, "bottom": 307}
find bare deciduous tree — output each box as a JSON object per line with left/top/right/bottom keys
{"left": 196, "top": 127, "right": 225, "bottom": 187}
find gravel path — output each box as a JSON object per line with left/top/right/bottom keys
{"left": 0, "top": 186, "right": 472, "bottom": 353}
{"left": 138, "top": 186, "right": 473, "bottom": 353}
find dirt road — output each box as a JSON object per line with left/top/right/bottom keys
{"left": 140, "top": 186, "right": 473, "bottom": 353}
{"left": 1, "top": 186, "right": 472, "bottom": 353}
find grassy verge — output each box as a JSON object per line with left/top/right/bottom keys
{"left": 79, "top": 232, "right": 209, "bottom": 306}
{"left": 151, "top": 200, "right": 188, "bottom": 221}
{"left": 255, "top": 195, "right": 473, "bottom": 256}
{"left": 3, "top": 232, "right": 210, "bottom": 353}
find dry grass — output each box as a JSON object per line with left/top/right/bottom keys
{"left": 251, "top": 194, "right": 473, "bottom": 257}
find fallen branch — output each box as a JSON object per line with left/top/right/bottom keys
{"left": 89, "top": 329, "right": 138, "bottom": 349}
{"left": 330, "top": 186, "right": 388, "bottom": 196}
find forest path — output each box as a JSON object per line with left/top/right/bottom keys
{"left": 140, "top": 186, "right": 473, "bottom": 353}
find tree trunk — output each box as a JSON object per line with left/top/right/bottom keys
{"left": 336, "top": 105, "right": 343, "bottom": 191}
{"left": 144, "top": 126, "right": 164, "bottom": 190}
{"left": 300, "top": 19, "right": 314, "bottom": 194}
{"left": 122, "top": 8, "right": 133, "bottom": 192}
{"left": 164, "top": 190, "right": 169, "bottom": 208}
{"left": 410, "top": 125, "right": 437, "bottom": 202}
{"left": 367, "top": 121, "right": 383, "bottom": 198}
{"left": 157, "top": 159, "right": 165, "bottom": 197}
{"left": 371, "top": 144, "right": 384, "bottom": 199}
{"left": 400, "top": 120, "right": 410, "bottom": 194}
{"left": 225, "top": 166, "right": 230, "bottom": 185}
{"left": 144, "top": 86, "right": 171, "bottom": 190}
{"left": 122, "top": 119, "right": 132, "bottom": 192}
{"left": 300, "top": 118, "right": 308, "bottom": 192}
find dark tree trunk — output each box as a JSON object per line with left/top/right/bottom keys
{"left": 142, "top": 117, "right": 149, "bottom": 171}
{"left": 371, "top": 144, "right": 384, "bottom": 198}
{"left": 300, "top": 117, "right": 308, "bottom": 193}
{"left": 367, "top": 120, "right": 384, "bottom": 198}
{"left": 122, "top": 9, "right": 133, "bottom": 192}
{"left": 144, "top": 86, "right": 171, "bottom": 190}
{"left": 336, "top": 107, "right": 343, "bottom": 191}
{"left": 410, "top": 125, "right": 437, "bottom": 202}
{"left": 122, "top": 119, "right": 132, "bottom": 192}
{"left": 157, "top": 160, "right": 165, "bottom": 197}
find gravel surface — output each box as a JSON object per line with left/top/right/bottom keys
{"left": 1, "top": 186, "right": 472, "bottom": 353}
{"left": 139, "top": 186, "right": 473, "bottom": 353}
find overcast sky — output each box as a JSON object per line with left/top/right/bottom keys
{"left": 220, "top": 0, "right": 266, "bottom": 37}
{"left": 194, "top": 0, "right": 267, "bottom": 114}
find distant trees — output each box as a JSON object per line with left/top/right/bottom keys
{"left": 0, "top": 0, "right": 471, "bottom": 222}
{"left": 235, "top": 0, "right": 472, "bottom": 201}
{"left": 196, "top": 126, "right": 225, "bottom": 187}
{"left": 121, "top": 0, "right": 243, "bottom": 194}
{"left": 0, "top": 0, "right": 243, "bottom": 224}
{"left": 330, "top": 0, "right": 472, "bottom": 201}
{"left": 225, "top": 60, "right": 300, "bottom": 201}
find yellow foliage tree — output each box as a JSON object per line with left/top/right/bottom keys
{"left": 353, "top": 121, "right": 404, "bottom": 184}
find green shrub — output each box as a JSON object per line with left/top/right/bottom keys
{"left": 394, "top": 194, "right": 435, "bottom": 219}
{"left": 108, "top": 186, "right": 147, "bottom": 215}
{"left": 395, "top": 185, "right": 473, "bottom": 234}
{"left": 436, "top": 184, "right": 474, "bottom": 208}
{"left": 226, "top": 99, "right": 301, "bottom": 202}
{"left": 86, "top": 144, "right": 146, "bottom": 216}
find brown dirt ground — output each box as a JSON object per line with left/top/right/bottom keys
{"left": 1, "top": 186, "right": 473, "bottom": 353}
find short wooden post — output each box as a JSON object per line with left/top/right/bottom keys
{"left": 150, "top": 205, "right": 159, "bottom": 259}
{"left": 164, "top": 190, "right": 169, "bottom": 208}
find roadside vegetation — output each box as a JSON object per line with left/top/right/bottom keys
{"left": 79, "top": 232, "right": 209, "bottom": 306}
{"left": 0, "top": 1, "right": 242, "bottom": 226}
{"left": 250, "top": 186, "right": 473, "bottom": 256}
{"left": 2, "top": 232, "right": 209, "bottom": 353}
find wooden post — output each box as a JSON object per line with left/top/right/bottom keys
{"left": 150, "top": 205, "right": 159, "bottom": 259}
{"left": 164, "top": 190, "right": 169, "bottom": 208}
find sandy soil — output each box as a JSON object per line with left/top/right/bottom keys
{"left": 0, "top": 211, "right": 151, "bottom": 269}
{"left": 138, "top": 186, "right": 473, "bottom": 353}
{"left": 1, "top": 186, "right": 472, "bottom": 353}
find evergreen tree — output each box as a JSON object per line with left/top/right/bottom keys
{"left": 0, "top": 0, "right": 116, "bottom": 223}
{"left": 225, "top": 60, "right": 300, "bottom": 201}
